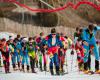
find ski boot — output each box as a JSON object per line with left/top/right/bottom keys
{"left": 56, "top": 67, "right": 60, "bottom": 75}
{"left": 27, "top": 65, "right": 30, "bottom": 73}
{"left": 95, "top": 60, "right": 100, "bottom": 74}
{"left": 83, "top": 70, "right": 94, "bottom": 75}
{"left": 95, "top": 70, "right": 100, "bottom": 74}
{"left": 88, "top": 71, "right": 94, "bottom": 75}
{"left": 7, "top": 69, "right": 11, "bottom": 73}
{"left": 50, "top": 69, "right": 54, "bottom": 75}
{"left": 83, "top": 70, "right": 90, "bottom": 74}
{"left": 32, "top": 69, "right": 37, "bottom": 73}
{"left": 59, "top": 65, "right": 64, "bottom": 75}
{"left": 78, "top": 62, "right": 84, "bottom": 71}
{"left": 56, "top": 71, "right": 60, "bottom": 75}
{"left": 39, "top": 62, "right": 43, "bottom": 72}
{"left": 44, "top": 64, "right": 46, "bottom": 71}
{"left": 18, "top": 62, "right": 21, "bottom": 70}
{"left": 22, "top": 65, "right": 25, "bottom": 72}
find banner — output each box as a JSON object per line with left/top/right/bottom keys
{"left": 0, "top": 0, "right": 100, "bottom": 12}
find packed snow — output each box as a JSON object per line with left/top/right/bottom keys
{"left": 0, "top": 49, "right": 100, "bottom": 80}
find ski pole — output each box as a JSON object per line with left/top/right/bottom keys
{"left": 44, "top": 53, "right": 46, "bottom": 75}
{"left": 65, "top": 52, "right": 68, "bottom": 74}
{"left": 59, "top": 56, "right": 62, "bottom": 74}
{"left": 71, "top": 49, "right": 74, "bottom": 71}
{"left": 71, "top": 55, "right": 74, "bottom": 71}
{"left": 44, "top": 49, "right": 47, "bottom": 75}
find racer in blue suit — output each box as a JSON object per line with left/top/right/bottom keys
{"left": 12, "top": 35, "right": 22, "bottom": 70}
{"left": 46, "top": 28, "right": 63, "bottom": 75}
{"left": 21, "top": 40, "right": 29, "bottom": 72}
{"left": 82, "top": 24, "right": 100, "bottom": 74}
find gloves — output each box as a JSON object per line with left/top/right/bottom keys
{"left": 49, "top": 53, "right": 53, "bottom": 59}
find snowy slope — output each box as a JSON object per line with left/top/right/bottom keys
{"left": 0, "top": 49, "right": 100, "bottom": 80}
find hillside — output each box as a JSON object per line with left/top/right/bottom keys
{"left": 0, "top": 1, "right": 100, "bottom": 38}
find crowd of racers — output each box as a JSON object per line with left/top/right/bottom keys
{"left": 0, "top": 23, "right": 100, "bottom": 75}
